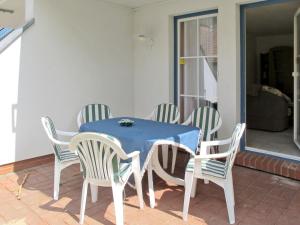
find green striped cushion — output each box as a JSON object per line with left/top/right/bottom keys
{"left": 191, "top": 107, "right": 220, "bottom": 141}
{"left": 155, "top": 103, "right": 179, "bottom": 123}
{"left": 43, "top": 117, "right": 78, "bottom": 162}
{"left": 186, "top": 158, "right": 227, "bottom": 178}
{"left": 82, "top": 104, "right": 111, "bottom": 123}
{"left": 60, "top": 150, "right": 78, "bottom": 162}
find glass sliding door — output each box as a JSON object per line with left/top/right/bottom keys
{"left": 177, "top": 14, "right": 218, "bottom": 121}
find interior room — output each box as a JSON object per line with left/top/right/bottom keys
{"left": 245, "top": 0, "right": 300, "bottom": 158}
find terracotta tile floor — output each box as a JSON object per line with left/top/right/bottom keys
{"left": 1, "top": 159, "right": 300, "bottom": 225}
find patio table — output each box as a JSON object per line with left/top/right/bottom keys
{"left": 79, "top": 117, "right": 201, "bottom": 207}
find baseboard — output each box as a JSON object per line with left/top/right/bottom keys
{"left": 235, "top": 151, "right": 300, "bottom": 181}
{"left": 0, "top": 154, "right": 54, "bottom": 175}
{"left": 2, "top": 149, "right": 299, "bottom": 180}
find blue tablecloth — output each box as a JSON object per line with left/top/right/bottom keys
{"left": 79, "top": 117, "right": 201, "bottom": 170}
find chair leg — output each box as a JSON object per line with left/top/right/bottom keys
{"left": 90, "top": 184, "right": 98, "bottom": 203}
{"left": 162, "top": 145, "right": 168, "bottom": 169}
{"left": 191, "top": 177, "right": 198, "bottom": 198}
{"left": 224, "top": 180, "right": 235, "bottom": 224}
{"left": 228, "top": 173, "right": 235, "bottom": 206}
{"left": 53, "top": 159, "right": 61, "bottom": 200}
{"left": 133, "top": 168, "right": 144, "bottom": 209}
{"left": 80, "top": 180, "right": 89, "bottom": 225}
{"left": 112, "top": 185, "right": 124, "bottom": 225}
{"left": 171, "top": 146, "right": 177, "bottom": 174}
{"left": 183, "top": 171, "right": 194, "bottom": 221}
{"left": 147, "top": 162, "right": 155, "bottom": 208}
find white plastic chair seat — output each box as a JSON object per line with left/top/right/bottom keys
{"left": 186, "top": 158, "right": 227, "bottom": 179}
{"left": 59, "top": 150, "right": 78, "bottom": 162}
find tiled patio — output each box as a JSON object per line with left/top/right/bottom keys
{"left": 0, "top": 155, "right": 300, "bottom": 225}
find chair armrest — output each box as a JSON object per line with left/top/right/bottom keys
{"left": 52, "top": 138, "right": 70, "bottom": 146}
{"left": 77, "top": 111, "right": 82, "bottom": 128}
{"left": 127, "top": 151, "right": 141, "bottom": 172}
{"left": 127, "top": 151, "right": 140, "bottom": 159}
{"left": 199, "top": 138, "right": 232, "bottom": 155}
{"left": 207, "top": 119, "right": 222, "bottom": 137}
{"left": 170, "top": 113, "right": 180, "bottom": 124}
{"left": 56, "top": 130, "right": 78, "bottom": 137}
{"left": 195, "top": 151, "right": 231, "bottom": 160}
{"left": 182, "top": 116, "right": 192, "bottom": 126}
{"left": 145, "top": 110, "right": 155, "bottom": 120}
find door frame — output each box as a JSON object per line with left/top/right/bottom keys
{"left": 240, "top": 0, "right": 300, "bottom": 161}
{"left": 293, "top": 8, "right": 300, "bottom": 149}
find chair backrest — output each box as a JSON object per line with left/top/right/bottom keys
{"left": 225, "top": 123, "right": 246, "bottom": 172}
{"left": 190, "top": 106, "right": 222, "bottom": 141}
{"left": 78, "top": 104, "right": 112, "bottom": 127}
{"left": 154, "top": 103, "right": 179, "bottom": 123}
{"left": 41, "top": 116, "right": 63, "bottom": 160}
{"left": 69, "top": 133, "right": 128, "bottom": 185}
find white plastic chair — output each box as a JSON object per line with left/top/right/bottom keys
{"left": 77, "top": 103, "right": 113, "bottom": 128}
{"left": 146, "top": 103, "right": 180, "bottom": 169}
{"left": 69, "top": 132, "right": 144, "bottom": 225}
{"left": 171, "top": 106, "right": 222, "bottom": 174}
{"left": 182, "top": 123, "right": 246, "bottom": 224}
{"left": 41, "top": 116, "right": 79, "bottom": 200}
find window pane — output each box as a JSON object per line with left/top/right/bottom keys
{"left": 179, "top": 96, "right": 208, "bottom": 122}
{"left": 199, "top": 58, "right": 218, "bottom": 103}
{"left": 199, "top": 17, "right": 217, "bottom": 56}
{"left": 180, "top": 19, "right": 197, "bottom": 57}
{"left": 180, "top": 58, "right": 198, "bottom": 96}
{"left": 177, "top": 15, "right": 218, "bottom": 121}
{"left": 0, "top": 28, "right": 13, "bottom": 41}
{"left": 180, "top": 58, "right": 218, "bottom": 101}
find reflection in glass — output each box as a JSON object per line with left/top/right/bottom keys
{"left": 180, "top": 96, "right": 208, "bottom": 122}
{"left": 199, "top": 58, "right": 218, "bottom": 103}
{"left": 180, "top": 58, "right": 198, "bottom": 95}
{"left": 199, "top": 17, "right": 217, "bottom": 56}
{"left": 180, "top": 20, "right": 197, "bottom": 57}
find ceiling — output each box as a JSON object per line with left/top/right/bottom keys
{"left": 103, "top": 0, "right": 167, "bottom": 8}
{"left": 246, "top": 1, "right": 300, "bottom": 36}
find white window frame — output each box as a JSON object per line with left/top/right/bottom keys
{"left": 176, "top": 13, "right": 218, "bottom": 112}
{"left": 0, "top": 18, "right": 34, "bottom": 53}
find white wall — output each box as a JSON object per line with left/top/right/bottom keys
{"left": 133, "top": 0, "right": 260, "bottom": 138}
{"left": 0, "top": 0, "right": 25, "bottom": 28}
{"left": 0, "top": 0, "right": 133, "bottom": 165}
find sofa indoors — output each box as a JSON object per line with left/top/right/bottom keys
{"left": 246, "top": 85, "right": 291, "bottom": 132}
